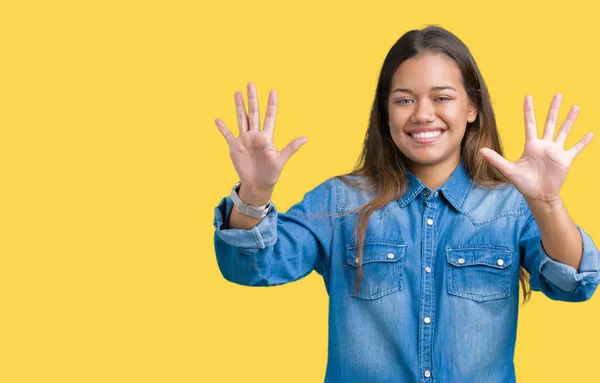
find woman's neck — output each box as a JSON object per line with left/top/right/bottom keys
{"left": 409, "top": 157, "right": 460, "bottom": 191}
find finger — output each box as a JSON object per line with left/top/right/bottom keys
{"left": 263, "top": 90, "right": 278, "bottom": 134}
{"left": 567, "top": 132, "right": 594, "bottom": 160}
{"left": 214, "top": 118, "right": 235, "bottom": 144}
{"left": 480, "top": 147, "right": 515, "bottom": 180}
{"left": 279, "top": 137, "right": 308, "bottom": 167}
{"left": 543, "top": 93, "right": 562, "bottom": 140}
{"left": 234, "top": 91, "right": 249, "bottom": 134}
{"left": 523, "top": 95, "right": 537, "bottom": 141}
{"left": 555, "top": 104, "right": 580, "bottom": 146}
{"left": 247, "top": 82, "right": 260, "bottom": 131}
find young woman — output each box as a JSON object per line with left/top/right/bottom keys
{"left": 212, "top": 26, "right": 599, "bottom": 382}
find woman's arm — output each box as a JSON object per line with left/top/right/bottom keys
{"left": 526, "top": 196, "right": 582, "bottom": 271}
{"left": 213, "top": 179, "right": 335, "bottom": 287}
{"left": 480, "top": 93, "right": 595, "bottom": 271}
{"left": 483, "top": 93, "right": 599, "bottom": 300}
{"left": 519, "top": 200, "right": 599, "bottom": 301}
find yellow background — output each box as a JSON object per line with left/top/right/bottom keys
{"left": 1, "top": 0, "right": 599, "bottom": 382}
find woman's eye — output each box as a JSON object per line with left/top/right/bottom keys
{"left": 395, "top": 97, "right": 450, "bottom": 104}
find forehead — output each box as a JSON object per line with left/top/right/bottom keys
{"left": 391, "top": 52, "right": 464, "bottom": 90}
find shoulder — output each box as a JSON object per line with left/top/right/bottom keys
{"left": 462, "top": 182, "right": 527, "bottom": 225}
{"left": 328, "top": 175, "right": 396, "bottom": 218}
{"left": 296, "top": 175, "right": 376, "bottom": 213}
{"left": 285, "top": 177, "right": 339, "bottom": 215}
{"left": 333, "top": 175, "right": 375, "bottom": 213}
{"left": 299, "top": 176, "right": 361, "bottom": 207}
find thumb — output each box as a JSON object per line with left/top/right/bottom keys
{"left": 480, "top": 147, "right": 515, "bottom": 180}
{"left": 279, "top": 136, "right": 308, "bottom": 167}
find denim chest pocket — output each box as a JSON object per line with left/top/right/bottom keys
{"left": 446, "top": 245, "right": 513, "bottom": 302}
{"left": 345, "top": 241, "right": 406, "bottom": 300}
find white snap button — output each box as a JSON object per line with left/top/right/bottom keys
{"left": 424, "top": 370, "right": 431, "bottom": 378}
{"left": 355, "top": 257, "right": 360, "bottom": 264}
{"left": 497, "top": 259, "right": 504, "bottom": 266}
{"left": 425, "top": 266, "right": 431, "bottom": 273}
{"left": 387, "top": 253, "right": 395, "bottom": 259}
{"left": 426, "top": 218, "right": 433, "bottom": 226}
{"left": 424, "top": 317, "right": 431, "bottom": 324}
{"left": 458, "top": 258, "right": 465, "bottom": 265}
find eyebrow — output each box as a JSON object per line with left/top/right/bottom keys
{"left": 391, "top": 86, "right": 457, "bottom": 94}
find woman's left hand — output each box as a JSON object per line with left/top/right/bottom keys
{"left": 480, "top": 93, "right": 594, "bottom": 204}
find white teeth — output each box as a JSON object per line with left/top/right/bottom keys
{"left": 411, "top": 130, "right": 442, "bottom": 139}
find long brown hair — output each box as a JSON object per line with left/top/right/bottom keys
{"left": 338, "top": 25, "right": 531, "bottom": 304}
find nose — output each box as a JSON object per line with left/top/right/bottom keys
{"left": 411, "top": 100, "right": 436, "bottom": 124}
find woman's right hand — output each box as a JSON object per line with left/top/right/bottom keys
{"left": 214, "top": 82, "right": 308, "bottom": 204}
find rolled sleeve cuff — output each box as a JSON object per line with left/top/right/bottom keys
{"left": 213, "top": 196, "right": 278, "bottom": 250}
{"left": 538, "top": 226, "right": 600, "bottom": 293}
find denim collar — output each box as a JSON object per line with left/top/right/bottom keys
{"left": 398, "top": 159, "right": 473, "bottom": 213}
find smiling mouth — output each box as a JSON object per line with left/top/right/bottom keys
{"left": 409, "top": 129, "right": 445, "bottom": 143}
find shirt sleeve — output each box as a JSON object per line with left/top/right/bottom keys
{"left": 213, "top": 178, "right": 337, "bottom": 287}
{"left": 519, "top": 204, "right": 600, "bottom": 302}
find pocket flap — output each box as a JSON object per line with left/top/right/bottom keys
{"left": 446, "top": 245, "right": 512, "bottom": 269}
{"left": 346, "top": 241, "right": 406, "bottom": 266}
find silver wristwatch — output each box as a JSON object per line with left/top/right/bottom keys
{"left": 230, "top": 182, "right": 271, "bottom": 219}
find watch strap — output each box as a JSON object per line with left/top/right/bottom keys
{"left": 230, "top": 182, "right": 271, "bottom": 219}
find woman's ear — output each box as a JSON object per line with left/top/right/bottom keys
{"left": 467, "top": 98, "right": 478, "bottom": 123}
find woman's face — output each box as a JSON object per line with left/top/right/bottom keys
{"left": 387, "top": 52, "right": 478, "bottom": 171}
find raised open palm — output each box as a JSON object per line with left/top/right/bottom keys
{"left": 480, "top": 93, "right": 594, "bottom": 203}
{"left": 215, "top": 82, "right": 308, "bottom": 194}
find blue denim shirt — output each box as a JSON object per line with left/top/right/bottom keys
{"left": 213, "top": 161, "right": 600, "bottom": 383}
